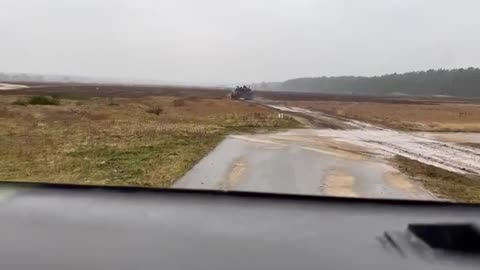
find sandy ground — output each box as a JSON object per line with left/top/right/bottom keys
{"left": 0, "top": 83, "right": 28, "bottom": 90}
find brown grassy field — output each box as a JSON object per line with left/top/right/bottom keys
{"left": 393, "top": 155, "right": 480, "bottom": 203}
{"left": 256, "top": 90, "right": 480, "bottom": 103}
{"left": 0, "top": 82, "right": 230, "bottom": 98}
{"left": 286, "top": 100, "right": 480, "bottom": 132}
{"left": 0, "top": 89, "right": 300, "bottom": 187}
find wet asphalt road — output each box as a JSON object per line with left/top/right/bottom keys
{"left": 174, "top": 130, "right": 436, "bottom": 200}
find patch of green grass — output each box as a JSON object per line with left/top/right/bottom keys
{"left": 67, "top": 134, "right": 223, "bottom": 187}
{"left": 71, "top": 145, "right": 158, "bottom": 181}
{"left": 28, "top": 95, "right": 60, "bottom": 105}
{"left": 12, "top": 96, "right": 61, "bottom": 106}
{"left": 220, "top": 114, "right": 301, "bottom": 132}
{"left": 393, "top": 155, "right": 480, "bottom": 203}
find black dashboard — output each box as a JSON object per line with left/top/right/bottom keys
{"left": 0, "top": 182, "right": 478, "bottom": 270}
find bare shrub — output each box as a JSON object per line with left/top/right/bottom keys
{"left": 172, "top": 99, "right": 186, "bottom": 107}
{"left": 146, "top": 106, "right": 164, "bottom": 116}
{"left": 107, "top": 97, "right": 119, "bottom": 106}
{"left": 28, "top": 95, "right": 60, "bottom": 105}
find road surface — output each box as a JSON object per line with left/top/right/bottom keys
{"left": 174, "top": 130, "right": 436, "bottom": 200}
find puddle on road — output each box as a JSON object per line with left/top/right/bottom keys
{"left": 175, "top": 129, "right": 435, "bottom": 200}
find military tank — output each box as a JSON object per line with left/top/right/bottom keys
{"left": 231, "top": 86, "right": 254, "bottom": 100}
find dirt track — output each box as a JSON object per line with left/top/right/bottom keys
{"left": 266, "top": 105, "right": 480, "bottom": 175}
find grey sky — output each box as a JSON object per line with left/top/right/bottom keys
{"left": 1, "top": 0, "right": 480, "bottom": 85}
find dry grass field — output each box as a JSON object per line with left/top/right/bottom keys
{"left": 287, "top": 100, "right": 480, "bottom": 132}
{"left": 393, "top": 155, "right": 480, "bottom": 203}
{"left": 0, "top": 91, "right": 300, "bottom": 187}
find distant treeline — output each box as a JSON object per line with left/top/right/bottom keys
{"left": 0, "top": 72, "right": 108, "bottom": 84}
{"left": 256, "top": 68, "right": 480, "bottom": 97}
{"left": 0, "top": 72, "right": 45, "bottom": 82}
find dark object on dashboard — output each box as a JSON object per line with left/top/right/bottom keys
{"left": 408, "top": 223, "right": 480, "bottom": 254}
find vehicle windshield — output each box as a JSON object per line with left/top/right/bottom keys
{"left": 1, "top": 0, "right": 480, "bottom": 203}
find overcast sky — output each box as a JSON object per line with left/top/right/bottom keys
{"left": 1, "top": 0, "right": 480, "bottom": 85}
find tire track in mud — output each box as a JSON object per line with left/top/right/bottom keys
{"left": 265, "top": 103, "right": 480, "bottom": 176}
{"left": 435, "top": 141, "right": 480, "bottom": 157}
{"left": 374, "top": 141, "right": 480, "bottom": 175}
